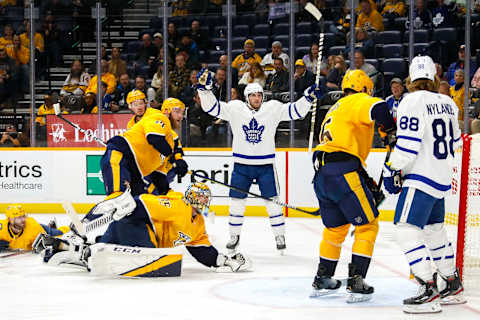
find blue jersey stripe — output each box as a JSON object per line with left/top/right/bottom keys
{"left": 293, "top": 103, "right": 302, "bottom": 118}
{"left": 398, "top": 135, "right": 422, "bottom": 142}
{"left": 229, "top": 214, "right": 244, "bottom": 218}
{"left": 430, "top": 244, "right": 445, "bottom": 251}
{"left": 233, "top": 153, "right": 275, "bottom": 160}
{"left": 206, "top": 101, "right": 219, "bottom": 115}
{"left": 269, "top": 214, "right": 284, "bottom": 219}
{"left": 409, "top": 258, "right": 423, "bottom": 266}
{"left": 271, "top": 222, "right": 285, "bottom": 227}
{"left": 288, "top": 103, "right": 293, "bottom": 120}
{"left": 406, "top": 244, "right": 425, "bottom": 254}
{"left": 454, "top": 136, "right": 461, "bottom": 142}
{"left": 404, "top": 174, "right": 451, "bottom": 191}
{"left": 229, "top": 223, "right": 243, "bottom": 226}
{"left": 396, "top": 145, "right": 418, "bottom": 155}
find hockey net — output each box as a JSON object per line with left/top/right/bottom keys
{"left": 445, "top": 134, "right": 480, "bottom": 293}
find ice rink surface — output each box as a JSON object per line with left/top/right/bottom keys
{"left": 2, "top": 214, "right": 479, "bottom": 320}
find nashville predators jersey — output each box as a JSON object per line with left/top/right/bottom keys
{"left": 315, "top": 92, "right": 384, "bottom": 166}
{"left": 126, "top": 107, "right": 158, "bottom": 129}
{"left": 137, "top": 192, "right": 211, "bottom": 248}
{"left": 122, "top": 108, "right": 174, "bottom": 177}
{"left": 0, "top": 217, "right": 46, "bottom": 250}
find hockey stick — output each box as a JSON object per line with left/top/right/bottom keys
{"left": 188, "top": 170, "right": 321, "bottom": 216}
{"left": 0, "top": 249, "right": 28, "bottom": 259}
{"left": 52, "top": 93, "right": 107, "bottom": 147}
{"left": 62, "top": 201, "right": 86, "bottom": 236}
{"left": 305, "top": 2, "right": 324, "bottom": 152}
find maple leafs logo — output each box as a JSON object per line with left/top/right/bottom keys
{"left": 242, "top": 118, "right": 264, "bottom": 144}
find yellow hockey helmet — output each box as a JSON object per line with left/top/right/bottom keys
{"left": 341, "top": 69, "right": 374, "bottom": 96}
{"left": 126, "top": 89, "right": 146, "bottom": 105}
{"left": 184, "top": 182, "right": 211, "bottom": 217}
{"left": 5, "top": 204, "right": 26, "bottom": 219}
{"left": 161, "top": 98, "right": 185, "bottom": 114}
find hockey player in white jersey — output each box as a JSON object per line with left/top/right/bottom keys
{"left": 382, "top": 56, "right": 465, "bottom": 314}
{"left": 196, "top": 68, "right": 322, "bottom": 253}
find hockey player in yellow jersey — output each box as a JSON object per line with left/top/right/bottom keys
{"left": 0, "top": 204, "right": 68, "bottom": 251}
{"left": 310, "top": 69, "right": 395, "bottom": 302}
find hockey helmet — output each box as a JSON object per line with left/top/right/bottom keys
{"left": 341, "top": 69, "right": 374, "bottom": 96}
{"left": 184, "top": 182, "right": 211, "bottom": 217}
{"left": 126, "top": 89, "right": 146, "bottom": 106}
{"left": 409, "top": 55, "right": 436, "bottom": 82}
{"left": 244, "top": 82, "right": 264, "bottom": 106}
{"left": 5, "top": 204, "right": 26, "bottom": 220}
{"left": 161, "top": 98, "right": 185, "bottom": 114}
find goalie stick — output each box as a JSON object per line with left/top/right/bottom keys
{"left": 305, "top": 2, "right": 324, "bottom": 152}
{"left": 188, "top": 171, "right": 321, "bottom": 216}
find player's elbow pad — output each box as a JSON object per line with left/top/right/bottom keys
{"left": 147, "top": 135, "right": 172, "bottom": 157}
{"left": 371, "top": 102, "right": 395, "bottom": 132}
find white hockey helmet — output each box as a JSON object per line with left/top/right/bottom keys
{"left": 409, "top": 55, "right": 436, "bottom": 82}
{"left": 244, "top": 83, "right": 264, "bottom": 106}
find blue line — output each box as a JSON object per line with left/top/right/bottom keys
{"left": 397, "top": 135, "right": 422, "bottom": 142}
{"left": 229, "top": 214, "right": 244, "bottom": 218}
{"left": 409, "top": 258, "right": 423, "bottom": 266}
{"left": 404, "top": 174, "right": 451, "bottom": 191}
{"left": 396, "top": 145, "right": 418, "bottom": 155}
{"left": 293, "top": 103, "right": 301, "bottom": 118}
{"left": 431, "top": 245, "right": 445, "bottom": 251}
{"left": 271, "top": 222, "right": 285, "bottom": 227}
{"left": 229, "top": 223, "right": 243, "bottom": 226}
{"left": 269, "top": 214, "right": 283, "bottom": 219}
{"left": 445, "top": 255, "right": 454, "bottom": 259}
{"left": 233, "top": 153, "right": 275, "bottom": 160}
{"left": 406, "top": 244, "right": 425, "bottom": 254}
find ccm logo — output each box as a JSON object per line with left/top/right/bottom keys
{"left": 113, "top": 247, "right": 141, "bottom": 254}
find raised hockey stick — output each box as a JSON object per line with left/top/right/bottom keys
{"left": 305, "top": 2, "right": 324, "bottom": 152}
{"left": 188, "top": 171, "right": 321, "bottom": 216}
{"left": 62, "top": 201, "right": 86, "bottom": 236}
{"left": 52, "top": 93, "right": 107, "bottom": 147}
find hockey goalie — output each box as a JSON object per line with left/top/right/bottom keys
{"left": 33, "top": 183, "right": 251, "bottom": 277}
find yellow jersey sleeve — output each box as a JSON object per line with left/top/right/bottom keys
{"left": 186, "top": 215, "right": 212, "bottom": 247}
{"left": 143, "top": 113, "right": 172, "bottom": 137}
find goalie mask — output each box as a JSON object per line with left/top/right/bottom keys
{"left": 184, "top": 183, "right": 211, "bottom": 217}
{"left": 244, "top": 83, "right": 264, "bottom": 109}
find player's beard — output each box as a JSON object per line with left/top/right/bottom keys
{"left": 11, "top": 218, "right": 26, "bottom": 234}
{"left": 170, "top": 115, "right": 182, "bottom": 130}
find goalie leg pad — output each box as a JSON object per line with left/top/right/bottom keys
{"left": 88, "top": 243, "right": 183, "bottom": 277}
{"left": 229, "top": 198, "right": 246, "bottom": 236}
{"left": 91, "top": 188, "right": 137, "bottom": 221}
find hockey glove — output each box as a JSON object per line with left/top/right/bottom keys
{"left": 196, "top": 68, "right": 213, "bottom": 90}
{"left": 383, "top": 162, "right": 402, "bottom": 194}
{"left": 173, "top": 159, "right": 188, "bottom": 178}
{"left": 312, "top": 150, "right": 322, "bottom": 171}
{"left": 304, "top": 83, "right": 323, "bottom": 104}
{"left": 217, "top": 253, "right": 249, "bottom": 272}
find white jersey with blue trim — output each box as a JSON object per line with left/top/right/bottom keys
{"left": 389, "top": 90, "right": 462, "bottom": 198}
{"left": 197, "top": 90, "right": 312, "bottom": 165}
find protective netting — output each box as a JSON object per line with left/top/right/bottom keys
{"left": 445, "top": 134, "right": 480, "bottom": 294}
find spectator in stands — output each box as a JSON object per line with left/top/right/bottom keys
{"left": 385, "top": 77, "right": 406, "bottom": 120}
{"left": 42, "top": 14, "right": 62, "bottom": 66}
{"left": 172, "top": 0, "right": 189, "bottom": 16}
{"left": 450, "top": 69, "right": 465, "bottom": 125}
{"left": 330, "top": 3, "right": 351, "bottom": 45}
{"left": 232, "top": 39, "right": 262, "bottom": 78}
{"left": 187, "top": 20, "right": 209, "bottom": 52}
{"left": 6, "top": 35, "right": 28, "bottom": 93}
{"left": 43, "top": 0, "right": 71, "bottom": 16}
{"left": 35, "top": 94, "right": 68, "bottom": 127}
{"left": 0, "top": 25, "right": 14, "bottom": 49}
{"left": 0, "top": 46, "right": 16, "bottom": 107}
{"left": 431, "top": 0, "right": 456, "bottom": 28}
{"left": 60, "top": 60, "right": 90, "bottom": 97}
{"left": 343, "top": 27, "right": 374, "bottom": 58}
{"left": 134, "top": 75, "right": 157, "bottom": 107}
{"left": 135, "top": 33, "right": 158, "bottom": 66}
{"left": 409, "top": 0, "right": 432, "bottom": 29}
{"left": 168, "top": 53, "right": 191, "bottom": 98}
{"left": 265, "top": 58, "right": 289, "bottom": 93}
{"left": 188, "top": 91, "right": 214, "bottom": 141}
{"left": 154, "top": 42, "right": 174, "bottom": 73}
{"left": 86, "top": 59, "right": 116, "bottom": 95}
{"left": 294, "top": 59, "right": 315, "bottom": 97}
{"left": 111, "top": 73, "right": 134, "bottom": 111}
{"left": 231, "top": 86, "right": 242, "bottom": 101}
{"left": 219, "top": 54, "right": 238, "bottom": 86}
{"left": 435, "top": 62, "right": 447, "bottom": 81}
{"left": 320, "top": 55, "right": 336, "bottom": 77}
{"left": 20, "top": 20, "right": 44, "bottom": 54}
{"left": 212, "top": 67, "right": 227, "bottom": 101}
{"left": 472, "top": 65, "right": 480, "bottom": 89}
{"left": 108, "top": 47, "right": 127, "bottom": 79}
{"left": 0, "top": 123, "right": 21, "bottom": 147}
{"left": 89, "top": 45, "right": 109, "bottom": 73}
{"left": 177, "top": 35, "right": 200, "bottom": 69}
{"left": 356, "top": 0, "right": 384, "bottom": 32}
{"left": 151, "top": 67, "right": 163, "bottom": 91}
{"left": 236, "top": 0, "right": 255, "bottom": 14}
{"left": 303, "top": 43, "right": 320, "bottom": 75}
{"left": 180, "top": 69, "right": 199, "bottom": 110}
{"left": 238, "top": 62, "right": 266, "bottom": 88}
{"left": 438, "top": 80, "right": 451, "bottom": 96}
{"left": 100, "top": 81, "right": 113, "bottom": 112}
{"left": 167, "top": 22, "right": 180, "bottom": 52}
{"left": 350, "top": 49, "right": 378, "bottom": 86}
{"left": 381, "top": 0, "right": 406, "bottom": 29}
{"left": 254, "top": 0, "right": 268, "bottom": 17}
{"left": 447, "top": 44, "right": 476, "bottom": 86}
{"left": 261, "top": 41, "right": 290, "bottom": 77}
{"left": 326, "top": 55, "right": 347, "bottom": 91}
{"left": 0, "top": 54, "right": 9, "bottom": 108}
{"left": 80, "top": 92, "right": 97, "bottom": 114}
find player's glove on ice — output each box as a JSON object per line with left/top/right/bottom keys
{"left": 196, "top": 68, "right": 213, "bottom": 90}
{"left": 383, "top": 162, "right": 402, "bottom": 194}
{"left": 304, "top": 83, "right": 323, "bottom": 103}
{"left": 173, "top": 159, "right": 188, "bottom": 178}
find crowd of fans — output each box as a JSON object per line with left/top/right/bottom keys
{"left": 1, "top": 0, "right": 480, "bottom": 147}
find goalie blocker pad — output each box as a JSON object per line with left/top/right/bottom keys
{"left": 88, "top": 243, "right": 182, "bottom": 277}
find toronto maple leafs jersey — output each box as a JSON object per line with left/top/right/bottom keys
{"left": 389, "top": 90, "right": 462, "bottom": 198}
{"left": 198, "top": 90, "right": 312, "bottom": 165}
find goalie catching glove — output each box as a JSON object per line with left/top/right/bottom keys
{"left": 216, "top": 252, "right": 250, "bottom": 272}
{"left": 197, "top": 68, "right": 213, "bottom": 90}
{"left": 383, "top": 162, "right": 402, "bottom": 194}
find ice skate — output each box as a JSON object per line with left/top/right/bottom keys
{"left": 403, "top": 277, "right": 441, "bottom": 314}
{"left": 346, "top": 263, "right": 374, "bottom": 303}
{"left": 435, "top": 270, "right": 467, "bottom": 305}
{"left": 275, "top": 235, "right": 286, "bottom": 255}
{"left": 310, "top": 276, "right": 342, "bottom": 297}
{"left": 226, "top": 235, "right": 240, "bottom": 254}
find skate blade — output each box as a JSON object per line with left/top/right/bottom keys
{"left": 440, "top": 293, "right": 467, "bottom": 305}
{"left": 277, "top": 248, "right": 285, "bottom": 256}
{"left": 227, "top": 248, "right": 238, "bottom": 255}
{"left": 403, "top": 301, "right": 442, "bottom": 314}
{"left": 309, "top": 288, "right": 340, "bottom": 298}
{"left": 346, "top": 292, "right": 373, "bottom": 303}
